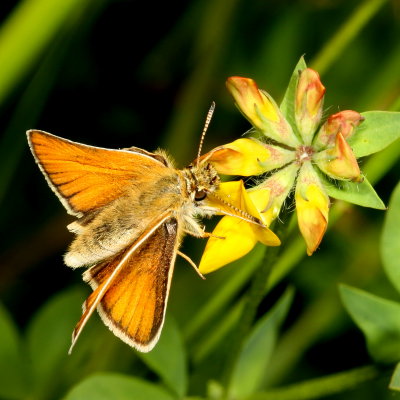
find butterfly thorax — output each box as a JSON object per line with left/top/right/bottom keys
{"left": 182, "top": 161, "right": 220, "bottom": 202}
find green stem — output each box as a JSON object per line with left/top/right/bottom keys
{"left": 310, "top": 0, "right": 388, "bottom": 75}
{"left": 244, "top": 364, "right": 390, "bottom": 400}
{"left": 184, "top": 245, "right": 265, "bottom": 343}
{"left": 222, "top": 213, "right": 291, "bottom": 389}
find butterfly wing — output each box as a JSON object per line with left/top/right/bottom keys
{"left": 69, "top": 213, "right": 180, "bottom": 353}
{"left": 27, "top": 130, "right": 168, "bottom": 217}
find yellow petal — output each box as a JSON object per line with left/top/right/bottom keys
{"left": 205, "top": 180, "right": 248, "bottom": 216}
{"left": 199, "top": 216, "right": 258, "bottom": 274}
{"left": 206, "top": 180, "right": 264, "bottom": 224}
{"left": 211, "top": 181, "right": 280, "bottom": 243}
{"left": 248, "top": 188, "right": 274, "bottom": 226}
{"left": 204, "top": 138, "right": 271, "bottom": 176}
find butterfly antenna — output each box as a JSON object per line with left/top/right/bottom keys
{"left": 197, "top": 101, "right": 215, "bottom": 167}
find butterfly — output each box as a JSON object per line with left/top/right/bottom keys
{"left": 27, "top": 104, "right": 265, "bottom": 353}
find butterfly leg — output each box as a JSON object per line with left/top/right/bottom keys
{"left": 183, "top": 226, "right": 225, "bottom": 240}
{"left": 177, "top": 250, "right": 205, "bottom": 280}
{"left": 183, "top": 215, "right": 225, "bottom": 240}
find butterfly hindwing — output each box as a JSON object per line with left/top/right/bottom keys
{"left": 71, "top": 214, "right": 179, "bottom": 352}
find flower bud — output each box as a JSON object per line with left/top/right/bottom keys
{"left": 226, "top": 77, "right": 300, "bottom": 147}
{"left": 295, "top": 162, "right": 329, "bottom": 255}
{"left": 314, "top": 132, "right": 362, "bottom": 181}
{"left": 204, "top": 138, "right": 295, "bottom": 176}
{"left": 314, "top": 110, "right": 364, "bottom": 149}
{"left": 295, "top": 68, "right": 325, "bottom": 144}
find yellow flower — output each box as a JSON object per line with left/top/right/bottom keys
{"left": 199, "top": 181, "right": 280, "bottom": 274}
{"left": 201, "top": 65, "right": 369, "bottom": 271}
{"left": 199, "top": 61, "right": 375, "bottom": 272}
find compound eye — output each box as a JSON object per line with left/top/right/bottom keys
{"left": 195, "top": 190, "right": 207, "bottom": 201}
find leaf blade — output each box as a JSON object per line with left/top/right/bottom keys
{"left": 63, "top": 372, "right": 177, "bottom": 400}
{"left": 0, "top": 303, "right": 29, "bottom": 398}
{"left": 340, "top": 284, "right": 400, "bottom": 364}
{"left": 139, "top": 317, "right": 187, "bottom": 397}
{"left": 227, "top": 287, "right": 294, "bottom": 398}
{"left": 381, "top": 181, "right": 400, "bottom": 293}
{"left": 349, "top": 111, "right": 400, "bottom": 158}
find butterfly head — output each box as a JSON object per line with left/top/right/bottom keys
{"left": 185, "top": 161, "right": 220, "bottom": 202}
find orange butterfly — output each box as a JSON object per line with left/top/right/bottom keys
{"left": 27, "top": 105, "right": 265, "bottom": 352}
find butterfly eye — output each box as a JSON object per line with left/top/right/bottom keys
{"left": 195, "top": 190, "right": 207, "bottom": 201}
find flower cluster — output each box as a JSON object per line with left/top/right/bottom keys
{"left": 199, "top": 62, "right": 368, "bottom": 274}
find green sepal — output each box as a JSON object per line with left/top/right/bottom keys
{"left": 280, "top": 55, "right": 307, "bottom": 138}
{"left": 318, "top": 170, "right": 385, "bottom": 209}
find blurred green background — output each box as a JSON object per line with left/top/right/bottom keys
{"left": 0, "top": 0, "right": 399, "bottom": 399}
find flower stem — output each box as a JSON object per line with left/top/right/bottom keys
{"left": 222, "top": 211, "right": 291, "bottom": 390}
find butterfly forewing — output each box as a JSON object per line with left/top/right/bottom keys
{"left": 27, "top": 130, "right": 168, "bottom": 216}
{"left": 75, "top": 216, "right": 179, "bottom": 352}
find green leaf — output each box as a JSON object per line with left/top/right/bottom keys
{"left": 340, "top": 284, "right": 400, "bottom": 363}
{"left": 381, "top": 181, "right": 400, "bottom": 294}
{"left": 280, "top": 55, "right": 307, "bottom": 135}
{"left": 139, "top": 317, "right": 187, "bottom": 397}
{"left": 0, "top": 303, "right": 29, "bottom": 399}
{"left": 63, "top": 372, "right": 177, "bottom": 400}
{"left": 227, "top": 287, "right": 294, "bottom": 399}
{"left": 389, "top": 362, "right": 400, "bottom": 391}
{"left": 349, "top": 111, "right": 400, "bottom": 158}
{"left": 319, "top": 172, "right": 386, "bottom": 209}
{"left": 26, "top": 286, "right": 86, "bottom": 397}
